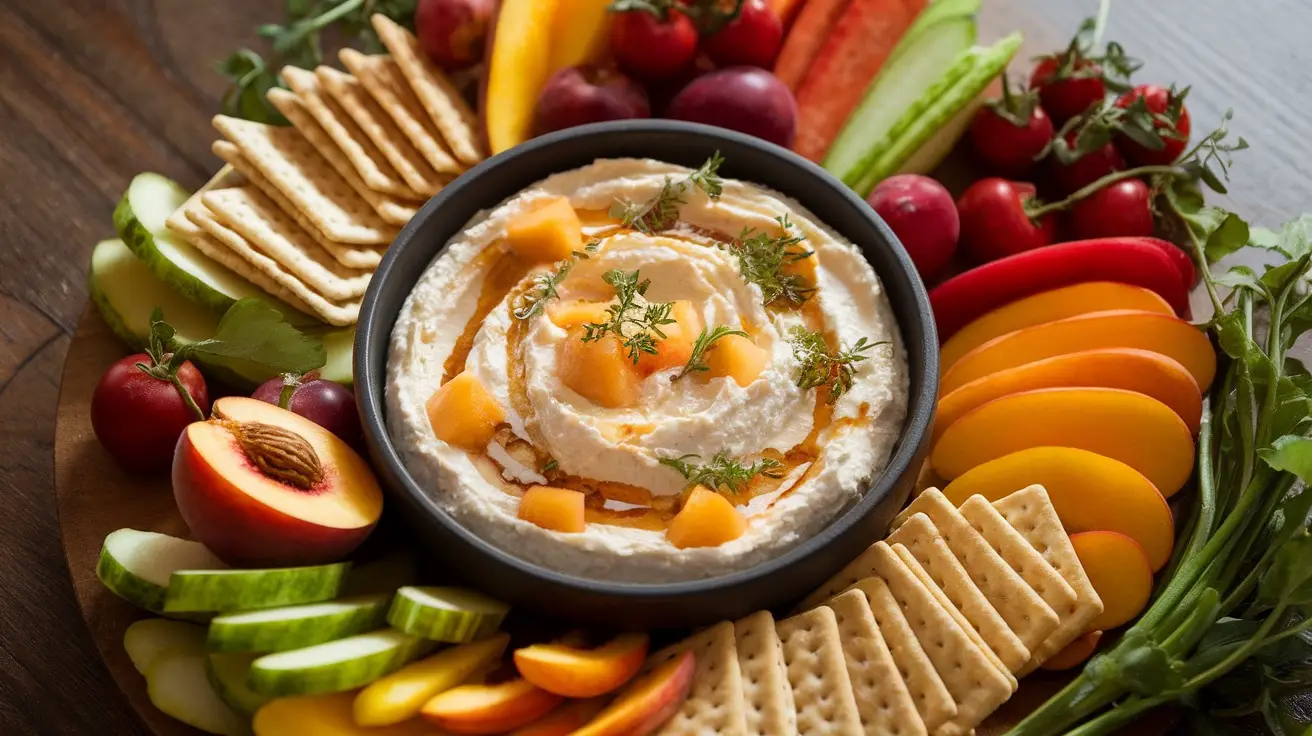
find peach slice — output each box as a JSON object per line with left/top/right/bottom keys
{"left": 702, "top": 333, "right": 769, "bottom": 387}
{"left": 514, "top": 633, "right": 649, "bottom": 698}
{"left": 547, "top": 0, "right": 611, "bottom": 72}
{"left": 941, "top": 309, "right": 1217, "bottom": 394}
{"left": 506, "top": 197, "right": 583, "bottom": 262}
{"left": 427, "top": 372, "right": 506, "bottom": 452}
{"left": 941, "top": 448, "right": 1174, "bottom": 571}
{"left": 1071, "top": 531, "right": 1154, "bottom": 631}
{"left": 571, "top": 650, "right": 696, "bottom": 736}
{"left": 518, "top": 486, "right": 587, "bottom": 533}
{"left": 484, "top": 0, "right": 560, "bottom": 154}
{"left": 940, "top": 282, "right": 1174, "bottom": 371}
{"left": 510, "top": 697, "right": 608, "bottom": 735}
{"left": 421, "top": 677, "right": 564, "bottom": 734}
{"left": 546, "top": 299, "right": 612, "bottom": 329}
{"left": 1040, "top": 631, "right": 1103, "bottom": 672}
{"left": 173, "top": 397, "right": 381, "bottom": 567}
{"left": 931, "top": 387, "right": 1195, "bottom": 495}
{"left": 634, "top": 300, "right": 704, "bottom": 377}
{"left": 254, "top": 691, "right": 432, "bottom": 735}
{"left": 935, "top": 348, "right": 1202, "bottom": 441}
{"left": 665, "top": 486, "right": 748, "bottom": 549}
{"left": 557, "top": 327, "right": 642, "bottom": 408}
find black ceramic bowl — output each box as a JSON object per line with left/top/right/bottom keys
{"left": 356, "top": 120, "right": 938, "bottom": 629}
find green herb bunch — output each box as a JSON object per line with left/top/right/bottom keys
{"left": 660, "top": 451, "right": 783, "bottom": 495}
{"left": 581, "top": 269, "right": 676, "bottom": 364}
{"left": 725, "top": 215, "right": 816, "bottom": 307}
{"left": 611, "top": 154, "right": 724, "bottom": 234}
{"left": 789, "top": 327, "right": 882, "bottom": 404}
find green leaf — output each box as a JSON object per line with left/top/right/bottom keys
{"left": 1267, "top": 215, "right": 1312, "bottom": 259}
{"left": 1260, "top": 436, "right": 1312, "bottom": 484}
{"left": 1085, "top": 633, "right": 1185, "bottom": 695}
{"left": 1262, "top": 254, "right": 1312, "bottom": 294}
{"left": 189, "top": 299, "right": 326, "bottom": 377}
{"left": 1206, "top": 212, "right": 1252, "bottom": 262}
{"left": 1256, "top": 534, "right": 1312, "bottom": 611}
{"left": 1270, "top": 378, "right": 1312, "bottom": 440}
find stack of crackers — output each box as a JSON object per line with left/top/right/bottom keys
{"left": 647, "top": 485, "right": 1103, "bottom": 735}
{"left": 164, "top": 15, "right": 482, "bottom": 327}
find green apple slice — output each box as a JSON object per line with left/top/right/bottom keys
{"left": 124, "top": 618, "right": 207, "bottom": 675}
{"left": 98, "top": 529, "right": 227, "bottom": 613}
{"left": 147, "top": 649, "right": 252, "bottom": 736}
{"left": 163, "top": 563, "right": 351, "bottom": 614}
{"left": 89, "top": 238, "right": 221, "bottom": 351}
{"left": 207, "top": 594, "right": 392, "bottom": 653}
{"left": 387, "top": 587, "right": 509, "bottom": 643}
{"left": 207, "top": 653, "right": 272, "bottom": 717}
{"left": 248, "top": 630, "right": 434, "bottom": 697}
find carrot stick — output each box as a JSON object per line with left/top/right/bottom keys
{"left": 772, "top": 0, "right": 851, "bottom": 92}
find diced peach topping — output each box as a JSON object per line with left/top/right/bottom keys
{"left": 665, "top": 486, "right": 747, "bottom": 549}
{"left": 702, "top": 333, "right": 769, "bottom": 387}
{"left": 634, "top": 300, "right": 704, "bottom": 377}
{"left": 557, "top": 327, "right": 642, "bottom": 408}
{"left": 546, "top": 299, "right": 612, "bottom": 329}
{"left": 427, "top": 372, "right": 505, "bottom": 451}
{"left": 506, "top": 197, "right": 583, "bottom": 262}
{"left": 518, "top": 486, "right": 587, "bottom": 533}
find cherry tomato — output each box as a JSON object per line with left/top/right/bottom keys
{"left": 1114, "top": 84, "right": 1192, "bottom": 166}
{"left": 1029, "top": 56, "right": 1106, "bottom": 124}
{"left": 702, "top": 0, "right": 784, "bottom": 69}
{"left": 1068, "top": 178, "right": 1155, "bottom": 240}
{"left": 611, "top": 9, "right": 699, "bottom": 82}
{"left": 957, "top": 178, "right": 1059, "bottom": 264}
{"left": 968, "top": 101, "right": 1055, "bottom": 178}
{"left": 91, "top": 353, "right": 210, "bottom": 472}
{"left": 1050, "top": 132, "right": 1126, "bottom": 195}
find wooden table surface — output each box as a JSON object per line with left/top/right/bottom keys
{"left": 1, "top": 0, "right": 1308, "bottom": 733}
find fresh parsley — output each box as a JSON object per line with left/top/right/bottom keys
{"left": 582, "top": 270, "right": 676, "bottom": 363}
{"left": 675, "top": 325, "right": 749, "bottom": 380}
{"left": 610, "top": 153, "right": 725, "bottom": 234}
{"left": 725, "top": 216, "right": 815, "bottom": 306}
{"left": 513, "top": 239, "right": 603, "bottom": 320}
{"left": 789, "top": 327, "right": 882, "bottom": 403}
{"left": 659, "top": 451, "right": 784, "bottom": 495}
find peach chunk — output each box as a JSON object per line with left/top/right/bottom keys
{"left": 1040, "top": 631, "right": 1103, "bottom": 672}
{"left": 514, "top": 632, "right": 649, "bottom": 698}
{"left": 546, "top": 299, "right": 612, "bottom": 329}
{"left": 634, "top": 300, "right": 704, "bottom": 377}
{"left": 509, "top": 698, "right": 607, "bottom": 736}
{"left": 557, "top": 327, "right": 641, "bottom": 408}
{"left": 506, "top": 197, "right": 583, "bottom": 262}
{"left": 666, "top": 486, "right": 748, "bottom": 549}
{"left": 702, "top": 333, "right": 769, "bottom": 387}
{"left": 421, "top": 677, "right": 564, "bottom": 734}
{"left": 1071, "top": 531, "right": 1154, "bottom": 632}
{"left": 426, "top": 372, "right": 505, "bottom": 451}
{"left": 517, "top": 486, "right": 586, "bottom": 534}
{"left": 571, "top": 650, "right": 696, "bottom": 736}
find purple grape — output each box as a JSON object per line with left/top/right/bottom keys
{"left": 252, "top": 377, "right": 363, "bottom": 446}
{"left": 665, "top": 67, "right": 798, "bottom": 149}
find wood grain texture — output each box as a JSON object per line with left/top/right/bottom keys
{"left": 2, "top": 0, "right": 1308, "bottom": 733}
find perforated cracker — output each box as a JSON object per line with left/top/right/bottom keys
{"left": 857, "top": 577, "right": 956, "bottom": 732}
{"left": 650, "top": 621, "right": 748, "bottom": 736}
{"left": 890, "top": 514, "right": 1031, "bottom": 674}
{"left": 371, "top": 13, "right": 483, "bottom": 165}
{"left": 172, "top": 218, "right": 316, "bottom": 319}
{"left": 825, "top": 589, "right": 927, "bottom": 736}
{"left": 732, "top": 612, "right": 795, "bottom": 736}
{"left": 776, "top": 606, "right": 862, "bottom": 735}
{"left": 166, "top": 165, "right": 243, "bottom": 240}
{"left": 340, "top": 49, "right": 462, "bottom": 176}
{"left": 991, "top": 486, "right": 1105, "bottom": 673}
{"left": 212, "top": 116, "right": 397, "bottom": 245}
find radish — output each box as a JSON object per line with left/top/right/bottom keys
{"left": 867, "top": 174, "right": 960, "bottom": 282}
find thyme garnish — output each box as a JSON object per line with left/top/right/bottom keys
{"left": 659, "top": 451, "right": 784, "bottom": 495}
{"left": 609, "top": 153, "right": 725, "bottom": 234}
{"left": 674, "top": 325, "right": 750, "bottom": 380}
{"left": 725, "top": 215, "right": 815, "bottom": 306}
{"left": 789, "top": 327, "right": 884, "bottom": 403}
{"left": 581, "top": 269, "right": 676, "bottom": 364}
{"left": 513, "top": 239, "right": 603, "bottom": 320}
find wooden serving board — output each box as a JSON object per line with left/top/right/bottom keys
{"left": 54, "top": 305, "right": 1176, "bottom": 735}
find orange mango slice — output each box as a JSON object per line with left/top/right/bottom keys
{"left": 666, "top": 486, "right": 747, "bottom": 549}
{"left": 485, "top": 0, "right": 562, "bottom": 153}
{"left": 518, "top": 486, "right": 587, "bottom": 534}
{"left": 547, "top": 0, "right": 612, "bottom": 72}
{"left": 1071, "top": 532, "right": 1154, "bottom": 631}
{"left": 427, "top": 372, "right": 505, "bottom": 451}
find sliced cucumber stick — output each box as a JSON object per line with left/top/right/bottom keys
{"left": 147, "top": 649, "right": 252, "bottom": 736}
{"left": 207, "top": 653, "right": 271, "bottom": 717}
{"left": 387, "top": 587, "right": 509, "bottom": 643}
{"left": 163, "top": 563, "right": 351, "bottom": 614}
{"left": 207, "top": 594, "right": 391, "bottom": 653}
{"left": 98, "top": 529, "right": 226, "bottom": 613}
{"left": 249, "top": 630, "right": 434, "bottom": 696}
{"left": 124, "top": 618, "right": 207, "bottom": 675}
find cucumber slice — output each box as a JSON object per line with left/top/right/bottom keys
{"left": 163, "top": 563, "right": 351, "bottom": 614}
{"left": 316, "top": 327, "right": 355, "bottom": 387}
{"left": 89, "top": 238, "right": 221, "bottom": 351}
{"left": 147, "top": 649, "right": 252, "bottom": 736}
{"left": 124, "top": 618, "right": 207, "bottom": 674}
{"left": 249, "top": 630, "right": 434, "bottom": 696}
{"left": 207, "top": 653, "right": 271, "bottom": 717}
{"left": 387, "top": 587, "right": 510, "bottom": 643}
{"left": 207, "top": 594, "right": 392, "bottom": 653}
{"left": 98, "top": 529, "right": 226, "bottom": 613}
{"left": 853, "top": 33, "right": 1023, "bottom": 195}
{"left": 824, "top": 9, "right": 979, "bottom": 186}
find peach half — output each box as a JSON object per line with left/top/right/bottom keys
{"left": 421, "top": 677, "right": 564, "bottom": 734}
{"left": 514, "top": 632, "right": 650, "bottom": 697}
{"left": 173, "top": 396, "right": 382, "bottom": 567}
{"left": 571, "top": 649, "right": 696, "bottom": 736}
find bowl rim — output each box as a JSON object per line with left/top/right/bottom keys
{"left": 356, "top": 119, "right": 938, "bottom": 598}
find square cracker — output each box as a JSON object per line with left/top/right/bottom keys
{"left": 317, "top": 65, "right": 446, "bottom": 197}
{"left": 990, "top": 486, "right": 1105, "bottom": 672}
{"left": 650, "top": 621, "right": 748, "bottom": 736}
{"left": 371, "top": 13, "right": 483, "bottom": 165}
{"left": 732, "top": 612, "right": 795, "bottom": 736}
{"left": 776, "top": 607, "right": 863, "bottom": 736}
{"left": 166, "top": 165, "right": 243, "bottom": 240}
{"left": 212, "top": 116, "right": 397, "bottom": 245}
{"left": 890, "top": 515, "right": 1031, "bottom": 674}
{"left": 279, "top": 65, "right": 417, "bottom": 200}
{"left": 340, "top": 49, "right": 462, "bottom": 175}
{"left": 171, "top": 217, "right": 317, "bottom": 320}
{"left": 851, "top": 544, "right": 1014, "bottom": 736}
{"left": 186, "top": 203, "right": 361, "bottom": 326}
{"left": 857, "top": 577, "right": 957, "bottom": 732}
{"left": 892, "top": 490, "right": 1061, "bottom": 657}
{"left": 267, "top": 89, "right": 419, "bottom": 231}
{"left": 202, "top": 186, "right": 373, "bottom": 301}
{"left": 824, "top": 589, "right": 927, "bottom": 736}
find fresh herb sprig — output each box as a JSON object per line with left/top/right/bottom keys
{"left": 789, "top": 327, "right": 882, "bottom": 404}
{"left": 675, "top": 326, "right": 750, "bottom": 380}
{"left": 581, "top": 269, "right": 676, "bottom": 363}
{"left": 726, "top": 215, "right": 816, "bottom": 306}
{"left": 513, "top": 240, "right": 603, "bottom": 320}
{"left": 660, "top": 451, "right": 783, "bottom": 495}
{"left": 610, "top": 153, "right": 725, "bottom": 234}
